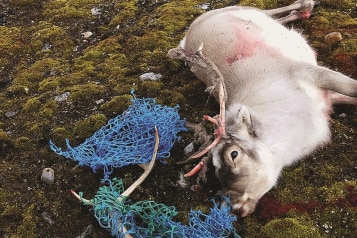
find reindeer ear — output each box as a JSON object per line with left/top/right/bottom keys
{"left": 237, "top": 106, "right": 254, "bottom": 135}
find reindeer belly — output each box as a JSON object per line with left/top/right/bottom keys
{"left": 184, "top": 7, "right": 316, "bottom": 96}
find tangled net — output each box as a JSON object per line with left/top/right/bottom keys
{"left": 49, "top": 94, "right": 187, "bottom": 178}
{"left": 50, "top": 94, "right": 240, "bottom": 237}
{"left": 79, "top": 178, "right": 240, "bottom": 238}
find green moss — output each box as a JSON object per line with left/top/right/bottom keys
{"left": 72, "top": 37, "right": 128, "bottom": 81}
{"left": 50, "top": 127, "right": 70, "bottom": 146}
{"left": 0, "top": 26, "right": 28, "bottom": 75}
{"left": 40, "top": 99, "right": 58, "bottom": 119}
{"left": 278, "top": 166, "right": 314, "bottom": 204}
{"left": 0, "top": 202, "right": 20, "bottom": 219}
{"left": 31, "top": 22, "right": 75, "bottom": 58}
{"left": 261, "top": 216, "right": 322, "bottom": 238}
{"left": 43, "top": 0, "right": 98, "bottom": 22}
{"left": 333, "top": 38, "right": 357, "bottom": 54}
{"left": 321, "top": 0, "right": 356, "bottom": 11}
{"left": 317, "top": 180, "right": 356, "bottom": 203}
{"left": 124, "top": 31, "right": 172, "bottom": 72}
{"left": 23, "top": 58, "right": 69, "bottom": 80}
{"left": 72, "top": 113, "right": 107, "bottom": 140}
{"left": 22, "top": 97, "right": 42, "bottom": 113}
{"left": 109, "top": 1, "right": 138, "bottom": 27}
{"left": 210, "top": 0, "right": 239, "bottom": 9}
{"left": 314, "top": 206, "right": 357, "bottom": 236}
{"left": 193, "top": 204, "right": 210, "bottom": 214}
{"left": 60, "top": 37, "right": 128, "bottom": 87}
{"left": 315, "top": 9, "right": 357, "bottom": 28}
{"left": 84, "top": 36, "right": 124, "bottom": 58}
{"left": 97, "top": 52, "right": 128, "bottom": 79}
{"left": 0, "top": 131, "right": 13, "bottom": 153}
{"left": 239, "top": 0, "right": 278, "bottom": 9}
{"left": 314, "top": 16, "right": 330, "bottom": 25}
{"left": 14, "top": 137, "right": 32, "bottom": 150}
{"left": 68, "top": 83, "right": 105, "bottom": 104}
{"left": 38, "top": 76, "right": 61, "bottom": 92}
{"left": 59, "top": 71, "right": 93, "bottom": 87}
{"left": 6, "top": 84, "right": 30, "bottom": 96}
{"left": 26, "top": 121, "right": 50, "bottom": 140}
{"left": 138, "top": 80, "right": 163, "bottom": 98}
{"left": 156, "top": 1, "right": 203, "bottom": 34}
{"left": 112, "top": 81, "right": 137, "bottom": 95}
{"left": 12, "top": 204, "right": 38, "bottom": 238}
{"left": 9, "top": 0, "right": 36, "bottom": 5}
{"left": 100, "top": 94, "right": 132, "bottom": 116}
{"left": 157, "top": 89, "right": 186, "bottom": 107}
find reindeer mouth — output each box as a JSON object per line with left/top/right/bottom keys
{"left": 231, "top": 197, "right": 257, "bottom": 217}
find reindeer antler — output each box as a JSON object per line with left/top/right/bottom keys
{"left": 168, "top": 45, "right": 227, "bottom": 177}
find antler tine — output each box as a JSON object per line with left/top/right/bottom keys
{"left": 121, "top": 126, "right": 159, "bottom": 197}
{"left": 191, "top": 80, "right": 226, "bottom": 159}
{"left": 70, "top": 127, "right": 159, "bottom": 237}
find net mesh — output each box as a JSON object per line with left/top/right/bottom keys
{"left": 80, "top": 178, "right": 240, "bottom": 238}
{"left": 49, "top": 94, "right": 187, "bottom": 178}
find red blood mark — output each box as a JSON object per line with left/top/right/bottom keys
{"left": 255, "top": 185, "right": 356, "bottom": 220}
{"left": 226, "top": 26, "right": 265, "bottom": 64}
{"left": 256, "top": 197, "right": 321, "bottom": 220}
{"left": 224, "top": 14, "right": 271, "bottom": 64}
{"left": 344, "top": 185, "right": 357, "bottom": 206}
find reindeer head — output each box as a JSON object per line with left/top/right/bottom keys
{"left": 212, "top": 106, "right": 281, "bottom": 217}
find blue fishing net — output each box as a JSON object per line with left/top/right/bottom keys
{"left": 79, "top": 178, "right": 240, "bottom": 238}
{"left": 49, "top": 93, "right": 187, "bottom": 178}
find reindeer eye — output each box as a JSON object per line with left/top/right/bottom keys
{"left": 230, "top": 151, "right": 238, "bottom": 160}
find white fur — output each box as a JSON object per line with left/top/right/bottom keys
{"left": 182, "top": 3, "right": 357, "bottom": 216}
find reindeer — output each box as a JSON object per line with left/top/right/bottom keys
{"left": 168, "top": 0, "right": 357, "bottom": 217}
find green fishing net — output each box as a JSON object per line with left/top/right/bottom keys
{"left": 79, "top": 178, "right": 240, "bottom": 238}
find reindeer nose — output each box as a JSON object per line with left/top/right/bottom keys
{"left": 229, "top": 193, "right": 257, "bottom": 217}
{"left": 231, "top": 201, "right": 254, "bottom": 217}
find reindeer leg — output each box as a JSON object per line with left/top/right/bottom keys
{"left": 263, "top": 0, "right": 315, "bottom": 17}
{"left": 276, "top": 9, "right": 312, "bottom": 24}
{"left": 262, "top": 0, "right": 315, "bottom": 24}
{"left": 328, "top": 91, "right": 357, "bottom": 105}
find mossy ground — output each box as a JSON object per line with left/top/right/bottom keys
{"left": 0, "top": 0, "right": 356, "bottom": 237}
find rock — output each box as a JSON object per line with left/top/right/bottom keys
{"left": 41, "top": 168, "right": 54, "bottom": 184}
{"left": 95, "top": 98, "right": 104, "bottom": 104}
{"left": 41, "top": 212, "right": 55, "bottom": 225}
{"left": 5, "top": 111, "right": 17, "bottom": 118}
{"left": 184, "top": 142, "right": 194, "bottom": 155}
{"left": 139, "top": 72, "right": 163, "bottom": 81}
{"left": 81, "top": 31, "right": 93, "bottom": 39}
{"left": 91, "top": 7, "right": 101, "bottom": 16}
{"left": 55, "top": 92, "right": 70, "bottom": 102}
{"left": 324, "top": 32, "right": 342, "bottom": 46}
{"left": 176, "top": 172, "right": 189, "bottom": 188}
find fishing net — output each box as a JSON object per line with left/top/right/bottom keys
{"left": 49, "top": 93, "right": 187, "bottom": 178}
{"left": 50, "top": 93, "right": 240, "bottom": 237}
{"left": 79, "top": 178, "right": 240, "bottom": 238}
